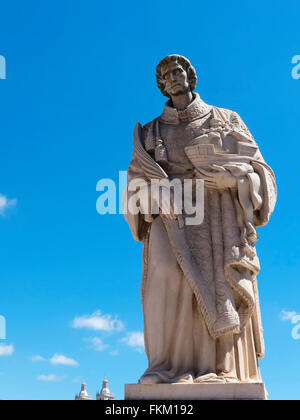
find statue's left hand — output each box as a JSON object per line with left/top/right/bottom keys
{"left": 195, "top": 164, "right": 237, "bottom": 189}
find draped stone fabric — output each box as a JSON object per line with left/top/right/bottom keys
{"left": 123, "top": 93, "right": 276, "bottom": 384}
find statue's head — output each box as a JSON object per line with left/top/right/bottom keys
{"left": 156, "top": 55, "right": 197, "bottom": 98}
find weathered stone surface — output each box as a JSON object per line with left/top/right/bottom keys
{"left": 125, "top": 383, "right": 267, "bottom": 401}
{"left": 123, "top": 54, "right": 277, "bottom": 392}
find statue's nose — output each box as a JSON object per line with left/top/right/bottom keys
{"left": 170, "top": 73, "right": 177, "bottom": 82}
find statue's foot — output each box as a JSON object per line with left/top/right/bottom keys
{"left": 173, "top": 374, "right": 194, "bottom": 384}
{"left": 139, "top": 374, "right": 161, "bottom": 385}
{"left": 194, "top": 373, "right": 226, "bottom": 384}
{"left": 217, "top": 373, "right": 240, "bottom": 383}
{"left": 224, "top": 377, "right": 240, "bottom": 384}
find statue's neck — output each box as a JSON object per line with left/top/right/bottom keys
{"left": 170, "top": 91, "right": 194, "bottom": 111}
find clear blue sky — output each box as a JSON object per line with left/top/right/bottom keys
{"left": 0, "top": 0, "right": 299, "bottom": 400}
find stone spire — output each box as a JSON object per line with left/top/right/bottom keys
{"left": 75, "top": 381, "right": 93, "bottom": 400}
{"left": 96, "top": 377, "right": 114, "bottom": 400}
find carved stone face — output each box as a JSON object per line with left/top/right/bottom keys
{"left": 161, "top": 61, "right": 190, "bottom": 97}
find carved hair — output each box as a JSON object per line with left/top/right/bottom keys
{"left": 156, "top": 55, "right": 197, "bottom": 98}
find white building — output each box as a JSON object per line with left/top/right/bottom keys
{"left": 96, "top": 377, "right": 114, "bottom": 400}
{"left": 75, "top": 381, "right": 92, "bottom": 400}
{"left": 75, "top": 377, "right": 114, "bottom": 400}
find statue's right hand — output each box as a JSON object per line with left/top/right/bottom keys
{"left": 138, "top": 185, "right": 152, "bottom": 215}
{"left": 158, "top": 187, "right": 181, "bottom": 221}
{"left": 138, "top": 184, "right": 182, "bottom": 221}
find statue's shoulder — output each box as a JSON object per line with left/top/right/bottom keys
{"left": 142, "top": 118, "right": 158, "bottom": 131}
{"left": 213, "top": 105, "right": 241, "bottom": 123}
{"left": 132, "top": 119, "right": 156, "bottom": 147}
{"left": 141, "top": 118, "right": 159, "bottom": 142}
{"left": 214, "top": 105, "right": 256, "bottom": 144}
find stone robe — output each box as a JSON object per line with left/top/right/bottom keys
{"left": 123, "top": 93, "right": 276, "bottom": 384}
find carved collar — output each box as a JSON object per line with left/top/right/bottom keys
{"left": 159, "top": 93, "right": 212, "bottom": 125}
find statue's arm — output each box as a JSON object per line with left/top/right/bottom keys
{"left": 230, "top": 111, "right": 277, "bottom": 227}
{"left": 122, "top": 124, "right": 154, "bottom": 242}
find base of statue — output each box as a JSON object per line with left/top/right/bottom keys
{"left": 125, "top": 383, "right": 267, "bottom": 400}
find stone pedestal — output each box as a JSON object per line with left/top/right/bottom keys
{"left": 125, "top": 383, "right": 267, "bottom": 400}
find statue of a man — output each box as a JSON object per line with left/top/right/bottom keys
{"left": 123, "top": 55, "right": 276, "bottom": 385}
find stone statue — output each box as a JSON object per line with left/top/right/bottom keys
{"left": 123, "top": 55, "right": 276, "bottom": 388}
